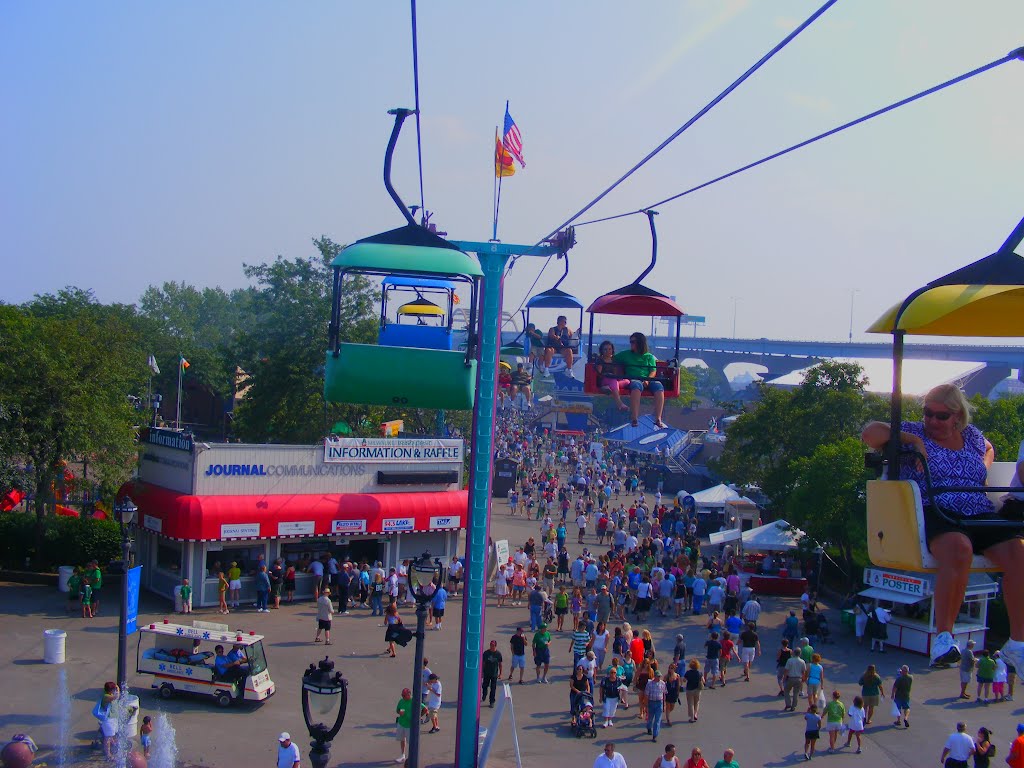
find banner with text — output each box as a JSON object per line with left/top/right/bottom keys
{"left": 324, "top": 437, "right": 463, "bottom": 464}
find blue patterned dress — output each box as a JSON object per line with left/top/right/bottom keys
{"left": 899, "top": 421, "right": 993, "bottom": 517}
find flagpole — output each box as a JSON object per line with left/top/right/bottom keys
{"left": 492, "top": 126, "right": 501, "bottom": 240}
{"left": 175, "top": 355, "right": 183, "bottom": 430}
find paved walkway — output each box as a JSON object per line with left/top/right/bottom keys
{"left": 3, "top": 508, "right": 1023, "bottom": 767}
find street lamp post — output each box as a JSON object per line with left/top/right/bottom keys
{"left": 114, "top": 497, "right": 137, "bottom": 691}
{"left": 301, "top": 657, "right": 348, "bottom": 768}
{"left": 406, "top": 551, "right": 442, "bottom": 768}
{"left": 731, "top": 296, "right": 741, "bottom": 339}
{"left": 848, "top": 289, "right": 860, "bottom": 343}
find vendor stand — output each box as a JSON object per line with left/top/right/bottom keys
{"left": 711, "top": 519, "right": 808, "bottom": 597}
{"left": 848, "top": 567, "right": 998, "bottom": 656}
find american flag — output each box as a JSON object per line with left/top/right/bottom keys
{"left": 503, "top": 105, "right": 525, "bottom": 168}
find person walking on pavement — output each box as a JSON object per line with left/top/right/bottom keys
{"left": 645, "top": 669, "right": 667, "bottom": 742}
{"left": 593, "top": 742, "right": 628, "bottom": 768}
{"left": 712, "top": 748, "right": 740, "bottom": 768}
{"left": 939, "top": 721, "right": 975, "bottom": 767}
{"left": 654, "top": 744, "right": 681, "bottom": 768}
{"left": 482, "top": 640, "right": 503, "bottom": 708}
{"left": 783, "top": 648, "right": 807, "bottom": 712}
{"left": 276, "top": 733, "right": 300, "bottom": 768}
{"left": 891, "top": 665, "right": 913, "bottom": 728}
{"left": 314, "top": 588, "right": 333, "bottom": 645}
{"left": 533, "top": 623, "right": 552, "bottom": 683}
{"left": 508, "top": 627, "right": 527, "bottom": 684}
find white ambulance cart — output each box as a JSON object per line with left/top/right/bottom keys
{"left": 136, "top": 620, "right": 275, "bottom": 707}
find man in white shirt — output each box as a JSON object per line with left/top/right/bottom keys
{"left": 276, "top": 733, "right": 300, "bottom": 768}
{"left": 576, "top": 512, "right": 589, "bottom": 544}
{"left": 940, "top": 721, "right": 975, "bottom": 766}
{"left": 426, "top": 674, "right": 443, "bottom": 734}
{"left": 593, "top": 741, "right": 628, "bottom": 768}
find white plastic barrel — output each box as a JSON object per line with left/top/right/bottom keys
{"left": 174, "top": 588, "right": 183, "bottom": 613}
{"left": 43, "top": 629, "right": 66, "bottom": 664}
{"left": 120, "top": 694, "right": 141, "bottom": 737}
{"left": 58, "top": 566, "right": 75, "bottom": 593}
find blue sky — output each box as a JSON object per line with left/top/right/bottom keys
{"left": 2, "top": 1, "right": 1022, "bottom": 341}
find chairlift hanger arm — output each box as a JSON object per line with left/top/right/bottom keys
{"left": 384, "top": 108, "right": 418, "bottom": 227}
{"left": 633, "top": 210, "right": 659, "bottom": 285}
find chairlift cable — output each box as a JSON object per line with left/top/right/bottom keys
{"left": 572, "top": 46, "right": 1024, "bottom": 228}
{"left": 411, "top": 0, "right": 426, "bottom": 217}
{"left": 507, "top": 0, "right": 841, "bottom": 320}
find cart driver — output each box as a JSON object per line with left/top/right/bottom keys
{"left": 227, "top": 644, "right": 250, "bottom": 675}
{"left": 213, "top": 645, "right": 247, "bottom": 682}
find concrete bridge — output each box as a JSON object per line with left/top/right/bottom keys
{"left": 501, "top": 331, "right": 1024, "bottom": 397}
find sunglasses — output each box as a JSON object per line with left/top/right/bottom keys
{"left": 923, "top": 407, "right": 954, "bottom": 421}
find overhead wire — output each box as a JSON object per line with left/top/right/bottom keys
{"left": 506, "top": 0, "right": 840, "bottom": 320}
{"left": 410, "top": 0, "right": 426, "bottom": 216}
{"left": 573, "top": 45, "right": 1024, "bottom": 228}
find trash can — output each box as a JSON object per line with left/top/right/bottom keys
{"left": 43, "top": 629, "right": 67, "bottom": 664}
{"left": 174, "top": 587, "right": 183, "bottom": 613}
{"left": 58, "top": 566, "right": 75, "bottom": 593}
{"left": 119, "top": 694, "right": 141, "bottom": 737}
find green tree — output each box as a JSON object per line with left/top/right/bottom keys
{"left": 0, "top": 295, "right": 145, "bottom": 546}
{"left": 786, "top": 437, "right": 873, "bottom": 578}
{"left": 232, "top": 237, "right": 379, "bottom": 443}
{"left": 970, "top": 394, "right": 1024, "bottom": 461}
{"left": 715, "top": 361, "right": 873, "bottom": 509}
{"left": 139, "top": 281, "right": 256, "bottom": 400}
{"left": 688, "top": 364, "right": 730, "bottom": 402}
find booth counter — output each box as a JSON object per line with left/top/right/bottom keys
{"left": 849, "top": 567, "right": 998, "bottom": 656}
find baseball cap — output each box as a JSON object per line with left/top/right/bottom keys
{"left": 1018, "top": 724, "right": 1024, "bottom": 734}
{"left": 539, "top": 622, "right": 548, "bottom": 629}
{"left": 278, "top": 733, "right": 291, "bottom": 743}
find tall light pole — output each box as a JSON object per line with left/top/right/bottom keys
{"left": 730, "top": 297, "right": 741, "bottom": 339}
{"left": 848, "top": 289, "right": 860, "bottom": 343}
{"left": 114, "top": 497, "right": 137, "bottom": 690}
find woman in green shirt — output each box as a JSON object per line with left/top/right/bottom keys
{"left": 612, "top": 332, "right": 667, "bottom": 429}
{"left": 823, "top": 690, "right": 846, "bottom": 752}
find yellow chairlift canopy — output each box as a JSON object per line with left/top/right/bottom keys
{"left": 397, "top": 300, "right": 445, "bottom": 317}
{"left": 867, "top": 284, "right": 1024, "bottom": 337}
{"left": 867, "top": 223, "right": 1024, "bottom": 338}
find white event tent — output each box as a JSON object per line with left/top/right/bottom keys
{"left": 709, "top": 520, "right": 806, "bottom": 551}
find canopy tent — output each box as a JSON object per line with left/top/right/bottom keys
{"left": 678, "top": 483, "right": 743, "bottom": 508}
{"left": 710, "top": 519, "right": 805, "bottom": 550}
{"left": 741, "top": 520, "right": 806, "bottom": 551}
{"left": 604, "top": 416, "right": 689, "bottom": 456}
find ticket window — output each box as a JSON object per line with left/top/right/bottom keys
{"left": 280, "top": 539, "right": 334, "bottom": 571}
{"left": 205, "top": 544, "right": 266, "bottom": 579}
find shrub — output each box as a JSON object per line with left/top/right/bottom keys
{"left": 0, "top": 512, "right": 122, "bottom": 571}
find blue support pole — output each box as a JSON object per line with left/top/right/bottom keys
{"left": 454, "top": 248, "right": 509, "bottom": 768}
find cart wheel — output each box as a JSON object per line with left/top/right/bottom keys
{"left": 158, "top": 684, "right": 174, "bottom": 700}
{"left": 215, "top": 691, "right": 233, "bottom": 708}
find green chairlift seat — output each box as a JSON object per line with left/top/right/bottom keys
{"left": 325, "top": 225, "right": 483, "bottom": 411}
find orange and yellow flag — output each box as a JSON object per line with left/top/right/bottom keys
{"left": 495, "top": 128, "right": 515, "bottom": 178}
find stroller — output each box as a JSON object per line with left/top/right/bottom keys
{"left": 543, "top": 600, "right": 554, "bottom": 625}
{"left": 571, "top": 691, "right": 598, "bottom": 739}
{"left": 817, "top": 613, "right": 833, "bottom": 645}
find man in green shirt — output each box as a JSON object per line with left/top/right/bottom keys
{"left": 712, "top": 747, "right": 740, "bottom": 768}
{"left": 87, "top": 561, "right": 103, "bottom": 615}
{"left": 533, "top": 623, "right": 552, "bottom": 683}
{"left": 395, "top": 687, "right": 425, "bottom": 764}
{"left": 800, "top": 638, "right": 815, "bottom": 664}
{"left": 612, "top": 332, "right": 667, "bottom": 429}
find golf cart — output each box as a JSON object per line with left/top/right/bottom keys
{"left": 136, "top": 620, "right": 275, "bottom": 707}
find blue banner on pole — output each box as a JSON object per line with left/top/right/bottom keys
{"left": 126, "top": 566, "right": 143, "bottom": 635}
